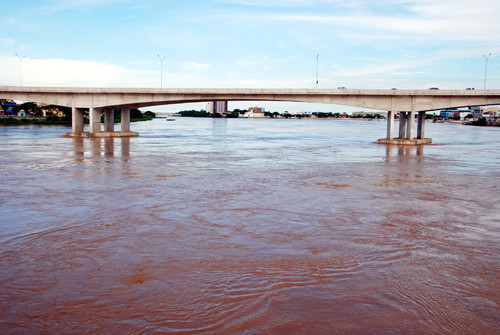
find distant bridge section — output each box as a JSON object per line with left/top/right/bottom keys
{"left": 1, "top": 86, "right": 499, "bottom": 144}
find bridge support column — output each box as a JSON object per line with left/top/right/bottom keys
{"left": 121, "top": 108, "right": 130, "bottom": 133}
{"left": 417, "top": 111, "right": 426, "bottom": 139}
{"left": 71, "top": 107, "right": 85, "bottom": 135}
{"left": 89, "top": 107, "right": 102, "bottom": 134}
{"left": 386, "top": 110, "right": 395, "bottom": 140}
{"left": 406, "top": 110, "right": 416, "bottom": 140}
{"left": 104, "top": 107, "right": 114, "bottom": 132}
{"left": 378, "top": 111, "right": 430, "bottom": 145}
{"left": 399, "top": 112, "right": 407, "bottom": 139}
{"left": 377, "top": 110, "right": 431, "bottom": 145}
{"left": 64, "top": 106, "right": 138, "bottom": 138}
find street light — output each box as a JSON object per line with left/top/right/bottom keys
{"left": 15, "top": 53, "right": 25, "bottom": 86}
{"left": 483, "top": 53, "right": 491, "bottom": 90}
{"left": 157, "top": 54, "right": 165, "bottom": 88}
{"left": 316, "top": 54, "right": 319, "bottom": 89}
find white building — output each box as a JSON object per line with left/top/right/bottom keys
{"left": 243, "top": 107, "right": 266, "bottom": 118}
{"left": 206, "top": 102, "right": 214, "bottom": 113}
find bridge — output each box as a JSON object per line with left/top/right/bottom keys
{"left": 1, "top": 86, "right": 500, "bottom": 144}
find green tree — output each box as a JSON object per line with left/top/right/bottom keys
{"left": 130, "top": 108, "right": 143, "bottom": 119}
{"left": 226, "top": 111, "right": 239, "bottom": 118}
{"left": 143, "top": 111, "right": 156, "bottom": 118}
{"left": 15, "top": 102, "right": 41, "bottom": 116}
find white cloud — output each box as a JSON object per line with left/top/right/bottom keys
{"left": 181, "top": 61, "right": 211, "bottom": 71}
{"left": 218, "top": 0, "right": 499, "bottom": 48}
{"left": 0, "top": 38, "right": 15, "bottom": 44}
{"left": 336, "top": 58, "right": 437, "bottom": 77}
{"left": 217, "top": 0, "right": 354, "bottom": 7}
{"left": 0, "top": 55, "right": 157, "bottom": 87}
{"left": 44, "top": 0, "right": 129, "bottom": 11}
{"left": 4, "top": 18, "right": 17, "bottom": 25}
{"left": 269, "top": 12, "right": 499, "bottom": 44}
{"left": 234, "top": 59, "right": 255, "bottom": 68}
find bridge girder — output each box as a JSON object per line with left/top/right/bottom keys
{"left": 1, "top": 87, "right": 500, "bottom": 112}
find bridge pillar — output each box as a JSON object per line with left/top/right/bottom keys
{"left": 89, "top": 107, "right": 102, "bottom": 134}
{"left": 377, "top": 110, "right": 431, "bottom": 145}
{"left": 64, "top": 106, "right": 138, "bottom": 138}
{"left": 406, "top": 110, "right": 416, "bottom": 140}
{"left": 386, "top": 110, "right": 395, "bottom": 140}
{"left": 71, "top": 107, "right": 85, "bottom": 135}
{"left": 104, "top": 107, "right": 114, "bottom": 132}
{"left": 121, "top": 108, "right": 130, "bottom": 133}
{"left": 399, "top": 112, "right": 407, "bottom": 139}
{"left": 417, "top": 111, "right": 426, "bottom": 139}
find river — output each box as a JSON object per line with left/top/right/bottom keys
{"left": 0, "top": 118, "right": 499, "bottom": 334}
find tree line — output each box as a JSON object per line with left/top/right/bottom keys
{"left": 178, "top": 109, "right": 386, "bottom": 119}
{"left": 0, "top": 100, "right": 155, "bottom": 125}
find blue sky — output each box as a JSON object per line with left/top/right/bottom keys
{"left": 1, "top": 0, "right": 499, "bottom": 112}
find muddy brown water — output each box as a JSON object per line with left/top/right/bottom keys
{"left": 1, "top": 118, "right": 499, "bottom": 334}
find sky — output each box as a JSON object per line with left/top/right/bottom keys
{"left": 1, "top": 0, "right": 499, "bottom": 113}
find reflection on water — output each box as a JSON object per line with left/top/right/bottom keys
{"left": 0, "top": 119, "right": 499, "bottom": 334}
{"left": 72, "top": 137, "right": 130, "bottom": 159}
{"left": 385, "top": 144, "right": 424, "bottom": 162}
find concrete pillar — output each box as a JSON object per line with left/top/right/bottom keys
{"left": 417, "top": 111, "right": 426, "bottom": 139}
{"left": 386, "top": 110, "right": 394, "bottom": 140}
{"left": 89, "top": 107, "right": 102, "bottom": 134}
{"left": 72, "top": 107, "right": 85, "bottom": 134}
{"left": 399, "top": 112, "right": 407, "bottom": 139}
{"left": 121, "top": 108, "right": 130, "bottom": 133}
{"left": 406, "top": 110, "right": 416, "bottom": 140}
{"left": 104, "top": 108, "right": 114, "bottom": 133}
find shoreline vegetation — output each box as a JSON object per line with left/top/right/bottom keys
{"left": 177, "top": 109, "right": 388, "bottom": 120}
{"left": 1, "top": 99, "right": 497, "bottom": 127}
{"left": 175, "top": 109, "right": 499, "bottom": 126}
{"left": 0, "top": 115, "right": 155, "bottom": 126}
{"left": 0, "top": 102, "right": 155, "bottom": 126}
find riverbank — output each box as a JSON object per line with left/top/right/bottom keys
{"left": 0, "top": 115, "right": 155, "bottom": 126}
{"left": 0, "top": 116, "right": 71, "bottom": 126}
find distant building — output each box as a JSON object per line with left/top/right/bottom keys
{"left": 206, "top": 102, "right": 214, "bottom": 113}
{"left": 1, "top": 100, "right": 16, "bottom": 116}
{"left": 471, "top": 106, "right": 482, "bottom": 119}
{"left": 245, "top": 107, "right": 266, "bottom": 118}
{"left": 206, "top": 101, "right": 228, "bottom": 115}
{"left": 439, "top": 108, "right": 470, "bottom": 120}
{"left": 215, "top": 101, "right": 228, "bottom": 114}
{"left": 41, "top": 105, "right": 65, "bottom": 117}
{"left": 483, "top": 106, "right": 500, "bottom": 119}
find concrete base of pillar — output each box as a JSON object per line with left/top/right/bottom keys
{"left": 377, "top": 138, "right": 432, "bottom": 145}
{"left": 63, "top": 131, "right": 139, "bottom": 138}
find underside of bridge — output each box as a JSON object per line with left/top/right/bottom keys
{"left": 62, "top": 103, "right": 432, "bottom": 145}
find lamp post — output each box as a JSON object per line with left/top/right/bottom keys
{"left": 483, "top": 53, "right": 491, "bottom": 90}
{"left": 15, "top": 53, "right": 25, "bottom": 86}
{"left": 157, "top": 54, "right": 165, "bottom": 88}
{"left": 316, "top": 54, "right": 319, "bottom": 89}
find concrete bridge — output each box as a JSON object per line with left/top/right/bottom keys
{"left": 1, "top": 86, "right": 500, "bottom": 144}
